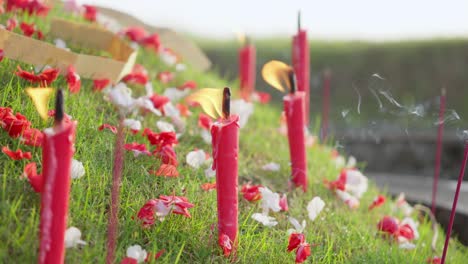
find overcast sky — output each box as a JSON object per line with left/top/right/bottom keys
{"left": 78, "top": 0, "right": 468, "bottom": 40}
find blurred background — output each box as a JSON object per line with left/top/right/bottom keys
{"left": 79, "top": 0, "right": 468, "bottom": 225}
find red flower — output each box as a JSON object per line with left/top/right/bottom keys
{"left": 153, "top": 164, "right": 179, "bottom": 177}
{"left": 0, "top": 49, "right": 3, "bottom": 62}
{"left": 149, "top": 94, "right": 170, "bottom": 114}
{"left": 6, "top": 18, "right": 18, "bottom": 31}
{"left": 143, "top": 128, "right": 178, "bottom": 149}
{"left": 15, "top": 66, "right": 59, "bottom": 86}
{"left": 140, "top": 33, "right": 161, "bottom": 52}
{"left": 120, "top": 257, "right": 137, "bottom": 264}
{"left": 377, "top": 216, "right": 399, "bottom": 236}
{"left": 20, "top": 128, "right": 43, "bottom": 147}
{"left": 159, "top": 195, "right": 194, "bottom": 217}
{"left": 137, "top": 199, "right": 157, "bottom": 227}
{"left": 2, "top": 146, "right": 32, "bottom": 160}
{"left": 287, "top": 233, "right": 305, "bottom": 252}
{"left": 240, "top": 183, "right": 262, "bottom": 202}
{"left": 1, "top": 111, "right": 31, "bottom": 138}
{"left": 124, "top": 142, "right": 151, "bottom": 156}
{"left": 176, "top": 103, "right": 191, "bottom": 117}
{"left": 201, "top": 182, "right": 216, "bottom": 191}
{"left": 122, "top": 64, "right": 148, "bottom": 85}
{"left": 7, "top": 0, "right": 50, "bottom": 16}
{"left": 369, "top": 195, "right": 386, "bottom": 211}
{"left": 280, "top": 194, "right": 288, "bottom": 211}
{"left": 198, "top": 113, "right": 212, "bottom": 130}
{"left": 156, "top": 71, "right": 175, "bottom": 84}
{"left": 178, "top": 80, "right": 197, "bottom": 90}
{"left": 120, "top": 26, "right": 147, "bottom": 42}
{"left": 82, "top": 5, "right": 97, "bottom": 22}
{"left": 19, "top": 22, "right": 35, "bottom": 37}
{"left": 154, "top": 145, "right": 178, "bottom": 166}
{"left": 23, "top": 162, "right": 42, "bottom": 192}
{"left": 426, "top": 256, "right": 442, "bottom": 264}
{"left": 219, "top": 233, "right": 232, "bottom": 256}
{"left": 66, "top": 65, "right": 81, "bottom": 94}
{"left": 295, "top": 243, "right": 311, "bottom": 263}
{"left": 324, "top": 169, "right": 347, "bottom": 191}
{"left": 254, "top": 91, "right": 271, "bottom": 104}
{"left": 93, "top": 78, "right": 111, "bottom": 91}
{"left": 398, "top": 224, "right": 415, "bottom": 241}
{"left": 36, "top": 29, "right": 44, "bottom": 40}
{"left": 98, "top": 124, "right": 117, "bottom": 134}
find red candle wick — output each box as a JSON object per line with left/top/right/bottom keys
{"left": 222, "top": 87, "right": 231, "bottom": 120}
{"left": 54, "top": 89, "right": 64, "bottom": 127}
{"left": 289, "top": 70, "right": 297, "bottom": 94}
{"left": 440, "top": 141, "right": 468, "bottom": 264}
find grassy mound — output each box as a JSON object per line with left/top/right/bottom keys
{"left": 1, "top": 5, "right": 467, "bottom": 263}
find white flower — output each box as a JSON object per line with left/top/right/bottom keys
{"left": 163, "top": 87, "right": 190, "bottom": 102}
{"left": 399, "top": 242, "right": 416, "bottom": 250}
{"left": 230, "top": 99, "right": 254, "bottom": 129}
{"left": 259, "top": 187, "right": 281, "bottom": 214}
{"left": 175, "top": 63, "right": 186, "bottom": 72}
{"left": 307, "top": 197, "right": 325, "bottom": 221}
{"left": 251, "top": 213, "right": 278, "bottom": 227}
{"left": 160, "top": 50, "right": 177, "bottom": 66}
{"left": 335, "top": 155, "right": 356, "bottom": 169}
{"left": 54, "top": 38, "right": 68, "bottom": 50}
{"left": 186, "top": 149, "right": 206, "bottom": 169}
{"left": 126, "top": 245, "right": 148, "bottom": 263}
{"left": 344, "top": 169, "right": 368, "bottom": 198}
{"left": 71, "top": 159, "right": 85, "bottom": 179}
{"left": 123, "top": 118, "right": 142, "bottom": 131}
{"left": 106, "top": 83, "right": 135, "bottom": 113}
{"left": 336, "top": 190, "right": 360, "bottom": 209}
{"left": 200, "top": 130, "right": 212, "bottom": 144}
{"left": 65, "top": 227, "right": 87, "bottom": 248}
{"left": 261, "top": 162, "right": 280, "bottom": 171}
{"left": 162, "top": 102, "right": 180, "bottom": 118}
{"left": 288, "top": 217, "right": 306, "bottom": 234}
{"left": 395, "top": 193, "right": 414, "bottom": 216}
{"left": 134, "top": 97, "right": 162, "bottom": 116}
{"left": 157, "top": 121, "right": 175, "bottom": 132}
{"left": 205, "top": 166, "right": 216, "bottom": 178}
{"left": 145, "top": 82, "right": 154, "bottom": 96}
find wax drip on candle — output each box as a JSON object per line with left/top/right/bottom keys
{"left": 288, "top": 70, "right": 297, "bottom": 94}
{"left": 222, "top": 87, "right": 231, "bottom": 119}
{"left": 54, "top": 89, "right": 64, "bottom": 125}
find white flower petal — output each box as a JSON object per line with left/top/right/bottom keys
{"left": 126, "top": 245, "right": 148, "bottom": 263}
{"left": 65, "top": 227, "right": 87, "bottom": 248}
{"left": 186, "top": 149, "right": 206, "bottom": 169}
{"left": 345, "top": 170, "right": 368, "bottom": 198}
{"left": 175, "top": 63, "right": 186, "bottom": 72}
{"left": 251, "top": 213, "right": 278, "bottom": 227}
{"left": 261, "top": 162, "right": 280, "bottom": 171}
{"left": 71, "top": 159, "right": 85, "bottom": 179}
{"left": 156, "top": 121, "right": 175, "bottom": 132}
{"left": 54, "top": 38, "right": 68, "bottom": 50}
{"left": 205, "top": 166, "right": 216, "bottom": 178}
{"left": 399, "top": 242, "right": 416, "bottom": 250}
{"left": 259, "top": 187, "right": 281, "bottom": 213}
{"left": 163, "top": 87, "right": 190, "bottom": 102}
{"left": 201, "top": 129, "right": 212, "bottom": 144}
{"left": 307, "top": 197, "right": 325, "bottom": 221}
{"left": 123, "top": 118, "right": 142, "bottom": 131}
{"left": 230, "top": 99, "right": 254, "bottom": 129}
{"left": 288, "top": 217, "right": 306, "bottom": 233}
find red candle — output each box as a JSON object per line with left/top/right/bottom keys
{"left": 292, "top": 12, "right": 310, "bottom": 125}
{"left": 39, "top": 90, "right": 77, "bottom": 264}
{"left": 321, "top": 69, "right": 331, "bottom": 141}
{"left": 431, "top": 88, "right": 446, "bottom": 214}
{"left": 239, "top": 40, "right": 256, "bottom": 100}
{"left": 211, "top": 88, "right": 239, "bottom": 255}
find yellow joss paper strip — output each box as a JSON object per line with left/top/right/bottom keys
{"left": 261, "top": 60, "right": 293, "bottom": 93}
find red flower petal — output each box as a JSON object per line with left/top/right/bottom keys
{"left": 156, "top": 71, "right": 175, "bottom": 84}
{"left": 124, "top": 142, "right": 151, "bottom": 156}
{"left": 377, "top": 216, "right": 399, "bottom": 236}
{"left": 93, "top": 79, "right": 111, "bottom": 91}
{"left": 140, "top": 33, "right": 161, "bottom": 52}
{"left": 154, "top": 145, "right": 178, "bottom": 166}
{"left": 1, "top": 111, "right": 31, "bottom": 138}
{"left": 122, "top": 64, "right": 149, "bottom": 85}
{"left": 120, "top": 26, "right": 147, "bottom": 42}
{"left": 23, "top": 162, "right": 42, "bottom": 192}
{"left": 280, "top": 194, "right": 289, "bottom": 211}
{"left": 295, "top": 243, "right": 311, "bottom": 263}
{"left": 287, "top": 233, "right": 305, "bottom": 252}
{"left": 254, "top": 91, "right": 271, "bottom": 104}
{"left": 66, "top": 65, "right": 81, "bottom": 94}
{"left": 178, "top": 80, "right": 197, "bottom": 90}
{"left": 20, "top": 128, "right": 43, "bottom": 147}
{"left": 120, "top": 257, "right": 137, "bottom": 264}
{"left": 198, "top": 113, "right": 212, "bottom": 130}
{"left": 201, "top": 182, "right": 216, "bottom": 191}
{"left": 240, "top": 183, "right": 262, "bottom": 202}
{"left": 176, "top": 103, "right": 191, "bottom": 117}
{"left": 15, "top": 66, "right": 59, "bottom": 86}
{"left": 219, "top": 233, "right": 232, "bottom": 256}
{"left": 149, "top": 94, "right": 170, "bottom": 114}
{"left": 6, "top": 18, "right": 18, "bottom": 31}
{"left": 0, "top": 49, "right": 4, "bottom": 62}
{"left": 398, "top": 224, "right": 415, "bottom": 241}
{"left": 83, "top": 5, "right": 98, "bottom": 22}
{"left": 98, "top": 124, "right": 118, "bottom": 134}
{"left": 137, "top": 199, "right": 157, "bottom": 227}
{"left": 153, "top": 164, "right": 179, "bottom": 177}
{"left": 2, "top": 146, "right": 32, "bottom": 160}
{"left": 369, "top": 194, "right": 386, "bottom": 211}
{"left": 426, "top": 256, "right": 442, "bottom": 264}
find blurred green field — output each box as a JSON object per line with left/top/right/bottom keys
{"left": 197, "top": 38, "right": 468, "bottom": 129}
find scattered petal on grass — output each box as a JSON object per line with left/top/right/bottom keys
{"left": 369, "top": 195, "right": 386, "bottom": 211}
{"left": 65, "top": 227, "right": 87, "bottom": 248}
{"left": 124, "top": 142, "right": 151, "bottom": 157}
{"left": 22, "top": 162, "right": 42, "bottom": 193}
{"left": 186, "top": 149, "right": 206, "bottom": 169}
{"left": 240, "top": 183, "right": 262, "bottom": 202}
{"left": 2, "top": 146, "right": 31, "bottom": 160}
{"left": 156, "top": 120, "right": 175, "bottom": 132}
{"left": 153, "top": 164, "right": 179, "bottom": 177}
{"left": 261, "top": 162, "right": 280, "bottom": 171}
{"left": 307, "top": 197, "right": 325, "bottom": 221}
{"left": 71, "top": 159, "right": 85, "bottom": 179}
{"left": 126, "top": 245, "right": 147, "bottom": 263}
{"left": 98, "top": 124, "right": 117, "bottom": 134}
{"left": 201, "top": 182, "right": 216, "bottom": 191}
{"left": 204, "top": 166, "right": 216, "bottom": 178}
{"left": 259, "top": 187, "right": 281, "bottom": 213}
{"left": 279, "top": 194, "right": 288, "bottom": 211}
{"left": 251, "top": 213, "right": 278, "bottom": 227}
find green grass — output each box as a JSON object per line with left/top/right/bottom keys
{"left": 1, "top": 5, "right": 468, "bottom": 263}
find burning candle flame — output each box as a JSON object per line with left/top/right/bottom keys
{"left": 235, "top": 31, "right": 246, "bottom": 46}
{"left": 186, "top": 88, "right": 224, "bottom": 119}
{"left": 261, "top": 60, "right": 293, "bottom": 93}
{"left": 26, "top": 87, "right": 54, "bottom": 120}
